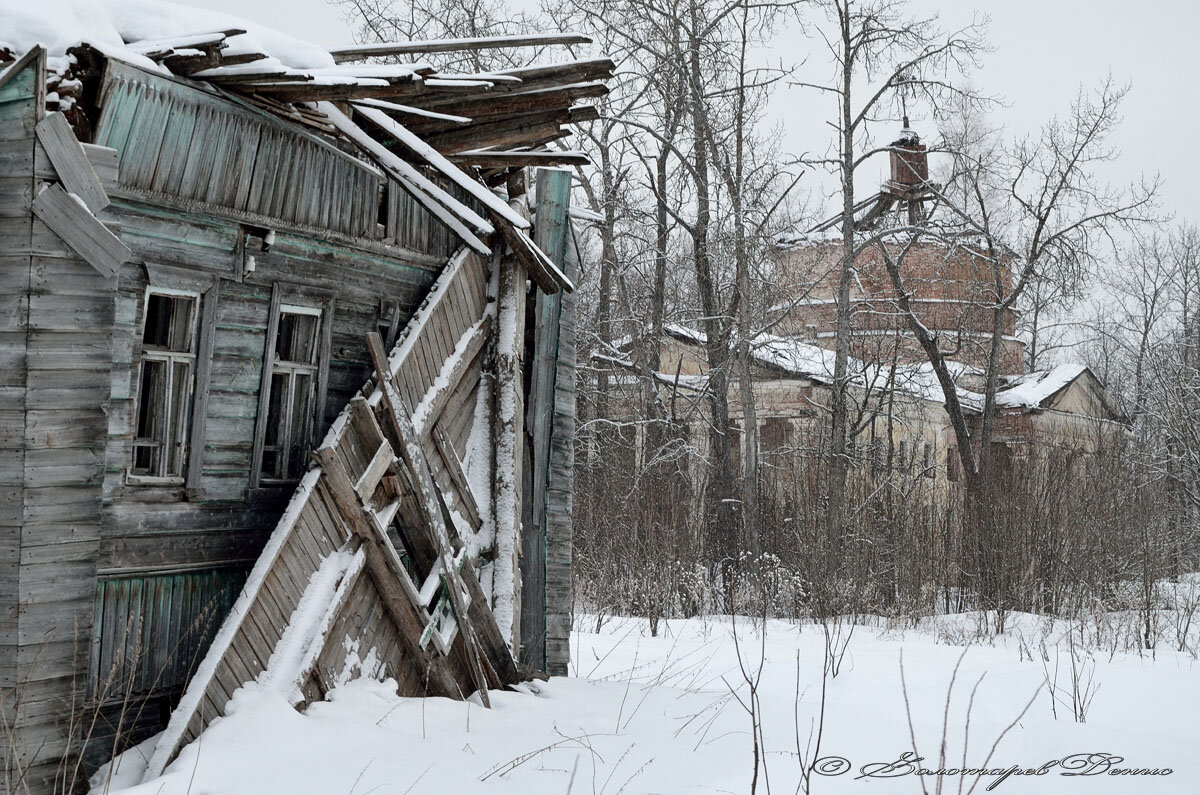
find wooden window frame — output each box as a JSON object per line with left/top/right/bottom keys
{"left": 127, "top": 265, "right": 219, "bottom": 492}
{"left": 250, "top": 282, "right": 334, "bottom": 489}
{"left": 129, "top": 287, "right": 199, "bottom": 484}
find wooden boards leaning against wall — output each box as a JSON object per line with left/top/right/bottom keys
{"left": 143, "top": 248, "right": 519, "bottom": 780}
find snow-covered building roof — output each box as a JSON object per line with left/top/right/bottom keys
{"left": 648, "top": 324, "right": 1116, "bottom": 420}
{"left": 994, "top": 363, "right": 1088, "bottom": 410}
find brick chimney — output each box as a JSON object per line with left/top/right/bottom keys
{"left": 885, "top": 118, "right": 929, "bottom": 222}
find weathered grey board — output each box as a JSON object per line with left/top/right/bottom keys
{"left": 519, "top": 168, "right": 571, "bottom": 671}
{"left": 544, "top": 228, "right": 579, "bottom": 676}
{"left": 35, "top": 111, "right": 109, "bottom": 213}
{"left": 82, "top": 143, "right": 119, "bottom": 187}
{"left": 31, "top": 183, "right": 130, "bottom": 278}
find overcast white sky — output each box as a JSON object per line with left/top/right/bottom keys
{"left": 181, "top": 0, "right": 1199, "bottom": 225}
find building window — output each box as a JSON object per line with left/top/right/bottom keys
{"left": 132, "top": 290, "right": 199, "bottom": 480}
{"left": 760, "top": 416, "right": 792, "bottom": 454}
{"left": 260, "top": 305, "right": 323, "bottom": 482}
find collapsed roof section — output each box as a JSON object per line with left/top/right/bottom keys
{"left": 2, "top": 4, "right": 611, "bottom": 292}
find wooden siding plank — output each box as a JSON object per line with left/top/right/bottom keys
{"left": 31, "top": 183, "right": 131, "bottom": 278}
{"left": 34, "top": 112, "right": 109, "bottom": 213}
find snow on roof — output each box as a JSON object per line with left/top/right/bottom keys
{"left": 750, "top": 333, "right": 837, "bottom": 381}
{"left": 663, "top": 322, "right": 708, "bottom": 345}
{"left": 995, "top": 363, "right": 1088, "bottom": 409}
{"left": 3, "top": 0, "right": 334, "bottom": 69}
{"left": 644, "top": 324, "right": 1100, "bottom": 417}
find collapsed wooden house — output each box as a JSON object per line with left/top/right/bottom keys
{"left": 0, "top": 16, "right": 605, "bottom": 790}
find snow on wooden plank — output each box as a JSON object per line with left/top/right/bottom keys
{"left": 316, "top": 101, "right": 494, "bottom": 247}
{"left": 256, "top": 543, "right": 366, "bottom": 703}
{"left": 310, "top": 64, "right": 429, "bottom": 79}
{"left": 424, "top": 78, "right": 496, "bottom": 89}
{"left": 329, "top": 33, "right": 593, "bottom": 63}
{"left": 126, "top": 30, "right": 244, "bottom": 57}
{"left": 435, "top": 73, "right": 525, "bottom": 84}
{"left": 350, "top": 98, "right": 471, "bottom": 124}
{"left": 412, "top": 315, "right": 491, "bottom": 433}
{"left": 383, "top": 248, "right": 473, "bottom": 383}
{"left": 352, "top": 104, "right": 530, "bottom": 230}
{"left": 450, "top": 150, "right": 591, "bottom": 168}
{"left": 144, "top": 469, "right": 322, "bottom": 780}
{"left": 31, "top": 183, "right": 130, "bottom": 278}
{"left": 497, "top": 222, "right": 574, "bottom": 294}
{"left": 35, "top": 111, "right": 110, "bottom": 213}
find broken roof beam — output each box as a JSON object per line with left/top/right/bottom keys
{"left": 317, "top": 101, "right": 493, "bottom": 253}
{"left": 350, "top": 98, "right": 471, "bottom": 125}
{"left": 168, "top": 50, "right": 267, "bottom": 75}
{"left": 410, "top": 60, "right": 615, "bottom": 108}
{"left": 425, "top": 104, "right": 598, "bottom": 154}
{"left": 329, "top": 33, "right": 593, "bottom": 63}
{"left": 126, "top": 29, "right": 246, "bottom": 59}
{"left": 241, "top": 76, "right": 471, "bottom": 103}
{"left": 350, "top": 103, "right": 530, "bottom": 229}
{"left": 495, "top": 216, "right": 574, "bottom": 294}
{"left": 400, "top": 81, "right": 608, "bottom": 133}
{"left": 448, "top": 150, "right": 590, "bottom": 169}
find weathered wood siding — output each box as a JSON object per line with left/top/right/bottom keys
{"left": 544, "top": 227, "right": 579, "bottom": 677}
{"left": 519, "top": 169, "right": 572, "bottom": 671}
{"left": 94, "top": 60, "right": 459, "bottom": 259}
{"left": 0, "top": 49, "right": 115, "bottom": 790}
{"left": 90, "top": 201, "right": 444, "bottom": 713}
{"left": 90, "top": 569, "right": 245, "bottom": 699}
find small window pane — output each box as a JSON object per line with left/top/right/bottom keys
{"left": 276, "top": 312, "right": 319, "bottom": 364}
{"left": 287, "top": 372, "right": 314, "bottom": 477}
{"left": 263, "top": 372, "right": 290, "bottom": 480}
{"left": 169, "top": 360, "right": 193, "bottom": 475}
{"left": 143, "top": 294, "right": 196, "bottom": 352}
{"left": 133, "top": 359, "right": 166, "bottom": 476}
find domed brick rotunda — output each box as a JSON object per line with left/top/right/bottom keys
{"left": 772, "top": 122, "right": 1025, "bottom": 376}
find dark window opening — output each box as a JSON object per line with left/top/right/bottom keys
{"left": 260, "top": 307, "right": 322, "bottom": 482}
{"left": 132, "top": 292, "right": 198, "bottom": 479}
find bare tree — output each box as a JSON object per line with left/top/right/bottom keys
{"left": 875, "top": 78, "right": 1158, "bottom": 607}
{"left": 794, "top": 0, "right": 987, "bottom": 550}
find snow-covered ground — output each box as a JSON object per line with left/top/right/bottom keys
{"left": 95, "top": 612, "right": 1198, "bottom": 794}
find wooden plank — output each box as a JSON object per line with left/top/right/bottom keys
{"left": 431, "top": 425, "right": 481, "bottom": 530}
{"left": 186, "top": 281, "right": 220, "bottom": 496}
{"left": 447, "top": 151, "right": 590, "bottom": 168}
{"left": 248, "top": 283, "right": 282, "bottom": 487}
{"left": 311, "top": 445, "right": 463, "bottom": 698}
{"left": 354, "top": 438, "right": 394, "bottom": 502}
{"left": 35, "top": 112, "right": 110, "bottom": 213}
{"left": 366, "top": 332, "right": 496, "bottom": 705}
{"left": 31, "top": 183, "right": 131, "bottom": 278}
{"left": 330, "top": 34, "right": 592, "bottom": 62}
{"left": 82, "top": 143, "right": 120, "bottom": 187}
{"left": 519, "top": 168, "right": 571, "bottom": 670}
{"left": 545, "top": 229, "right": 579, "bottom": 677}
